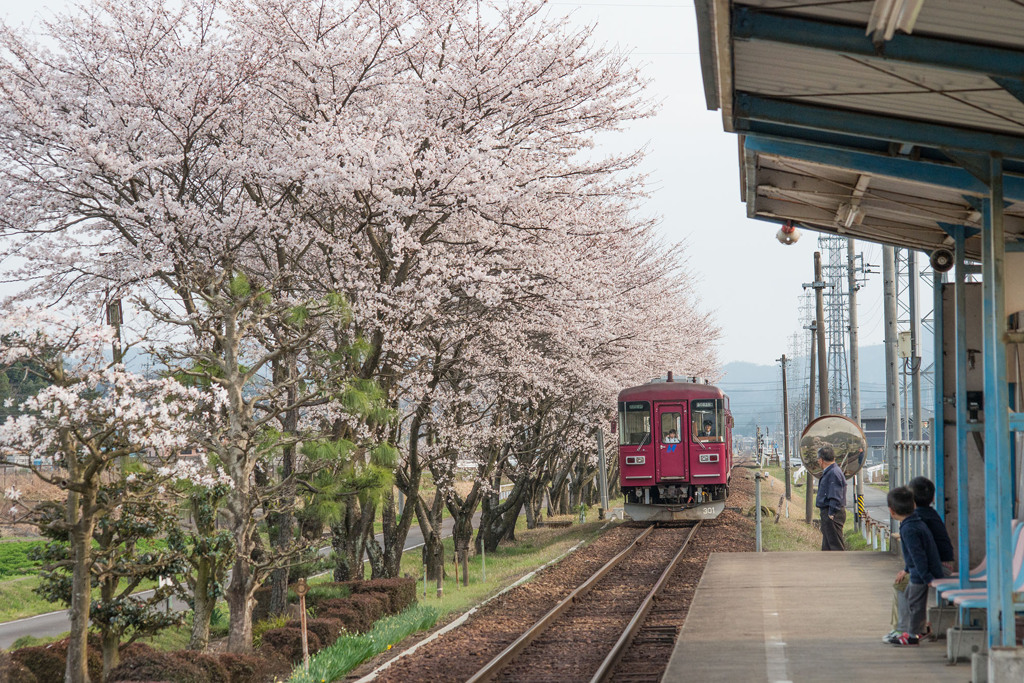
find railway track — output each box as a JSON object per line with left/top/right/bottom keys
{"left": 465, "top": 523, "right": 702, "bottom": 683}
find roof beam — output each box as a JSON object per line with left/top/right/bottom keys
{"left": 740, "top": 135, "right": 1024, "bottom": 199}
{"left": 732, "top": 7, "right": 1024, "bottom": 83}
{"left": 735, "top": 93, "right": 1024, "bottom": 160}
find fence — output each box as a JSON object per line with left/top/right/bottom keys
{"left": 892, "top": 440, "right": 931, "bottom": 488}
{"left": 860, "top": 513, "right": 892, "bottom": 551}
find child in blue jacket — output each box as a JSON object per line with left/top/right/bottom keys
{"left": 885, "top": 486, "right": 943, "bottom": 646}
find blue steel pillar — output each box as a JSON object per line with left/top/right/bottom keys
{"left": 933, "top": 269, "right": 946, "bottom": 521}
{"left": 954, "top": 227, "right": 971, "bottom": 588}
{"left": 981, "top": 154, "right": 1015, "bottom": 648}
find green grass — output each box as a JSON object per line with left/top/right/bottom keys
{"left": 290, "top": 605, "right": 440, "bottom": 683}
{"left": 0, "top": 540, "right": 43, "bottom": 579}
{"left": 0, "top": 573, "right": 158, "bottom": 623}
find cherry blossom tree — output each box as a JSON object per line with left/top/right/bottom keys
{"left": 0, "top": 0, "right": 720, "bottom": 654}
{"left": 0, "top": 310, "right": 218, "bottom": 683}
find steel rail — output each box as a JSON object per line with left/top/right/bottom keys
{"left": 465, "top": 525, "right": 656, "bottom": 683}
{"left": 589, "top": 521, "right": 703, "bottom": 683}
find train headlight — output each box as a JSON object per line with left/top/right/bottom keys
{"left": 699, "top": 454, "right": 719, "bottom": 463}
{"left": 625, "top": 456, "right": 645, "bottom": 465}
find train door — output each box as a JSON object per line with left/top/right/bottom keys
{"left": 656, "top": 403, "right": 686, "bottom": 479}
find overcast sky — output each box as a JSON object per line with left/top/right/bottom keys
{"left": 0, "top": 0, "right": 896, "bottom": 369}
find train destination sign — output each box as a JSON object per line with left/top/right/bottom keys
{"left": 798, "top": 414, "right": 867, "bottom": 479}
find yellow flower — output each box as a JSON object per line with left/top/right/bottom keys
{"left": 387, "top": 645, "right": 393, "bottom": 650}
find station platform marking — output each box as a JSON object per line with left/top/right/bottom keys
{"left": 663, "top": 551, "right": 966, "bottom": 682}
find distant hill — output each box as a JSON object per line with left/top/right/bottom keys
{"left": 719, "top": 343, "right": 934, "bottom": 437}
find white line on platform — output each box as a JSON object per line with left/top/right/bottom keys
{"left": 762, "top": 578, "right": 792, "bottom": 683}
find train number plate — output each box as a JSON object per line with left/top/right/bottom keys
{"left": 699, "top": 453, "right": 719, "bottom": 463}
{"left": 625, "top": 456, "right": 645, "bottom": 465}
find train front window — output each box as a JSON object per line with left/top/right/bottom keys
{"left": 691, "top": 399, "right": 724, "bottom": 441}
{"left": 660, "top": 412, "right": 681, "bottom": 443}
{"left": 618, "top": 401, "right": 651, "bottom": 446}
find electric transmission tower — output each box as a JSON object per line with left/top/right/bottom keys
{"left": 819, "top": 233, "right": 850, "bottom": 416}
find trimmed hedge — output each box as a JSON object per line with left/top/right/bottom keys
{"left": 260, "top": 627, "right": 322, "bottom": 663}
{"left": 12, "top": 639, "right": 103, "bottom": 683}
{"left": 0, "top": 651, "right": 36, "bottom": 683}
{"left": 320, "top": 605, "right": 368, "bottom": 634}
{"left": 192, "top": 653, "right": 230, "bottom": 683}
{"left": 347, "top": 593, "right": 385, "bottom": 624}
{"left": 284, "top": 618, "right": 343, "bottom": 645}
{"left": 109, "top": 651, "right": 208, "bottom": 683}
{"left": 218, "top": 652, "right": 286, "bottom": 683}
{"left": 356, "top": 578, "right": 417, "bottom": 613}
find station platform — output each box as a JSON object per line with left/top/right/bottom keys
{"left": 664, "top": 551, "right": 967, "bottom": 682}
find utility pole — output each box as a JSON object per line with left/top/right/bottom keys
{"left": 909, "top": 251, "right": 923, "bottom": 440}
{"left": 779, "top": 354, "right": 792, "bottom": 500}
{"left": 813, "top": 252, "right": 830, "bottom": 416}
{"left": 805, "top": 327, "right": 816, "bottom": 524}
{"left": 848, "top": 240, "right": 864, "bottom": 530}
{"left": 107, "top": 299, "right": 123, "bottom": 364}
{"left": 883, "top": 246, "right": 902, "bottom": 532}
{"left": 755, "top": 425, "right": 762, "bottom": 466}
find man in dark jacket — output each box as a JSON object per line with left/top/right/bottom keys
{"left": 815, "top": 446, "right": 847, "bottom": 551}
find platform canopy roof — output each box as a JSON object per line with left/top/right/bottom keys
{"left": 695, "top": 0, "right": 1024, "bottom": 259}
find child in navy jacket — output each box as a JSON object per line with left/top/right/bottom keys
{"left": 886, "top": 486, "right": 943, "bottom": 646}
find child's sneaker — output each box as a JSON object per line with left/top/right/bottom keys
{"left": 891, "top": 632, "right": 919, "bottom": 646}
{"left": 881, "top": 630, "right": 901, "bottom": 644}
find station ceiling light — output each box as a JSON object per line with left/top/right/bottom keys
{"left": 866, "top": 0, "right": 924, "bottom": 43}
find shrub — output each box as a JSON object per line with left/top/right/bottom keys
{"left": 259, "top": 627, "right": 322, "bottom": 663}
{"left": 348, "top": 593, "right": 385, "bottom": 624}
{"left": 313, "top": 597, "right": 350, "bottom": 615}
{"left": 359, "top": 578, "right": 416, "bottom": 613}
{"left": 320, "top": 605, "right": 367, "bottom": 634}
{"left": 11, "top": 639, "right": 104, "bottom": 683}
{"left": 33, "top": 637, "right": 103, "bottom": 682}
{"left": 0, "top": 651, "right": 36, "bottom": 683}
{"left": 284, "top": 618, "right": 343, "bottom": 646}
{"left": 118, "top": 642, "right": 156, "bottom": 661}
{"left": 192, "top": 653, "right": 230, "bottom": 683}
{"left": 217, "top": 653, "right": 267, "bottom": 683}
{"left": 12, "top": 644, "right": 63, "bottom": 682}
{"left": 364, "top": 591, "right": 392, "bottom": 615}
{"left": 108, "top": 651, "right": 207, "bottom": 683}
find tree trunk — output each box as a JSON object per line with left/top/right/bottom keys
{"left": 225, "top": 557, "right": 255, "bottom": 653}
{"left": 100, "top": 577, "right": 120, "bottom": 678}
{"left": 225, "top": 471, "right": 257, "bottom": 653}
{"left": 268, "top": 355, "right": 298, "bottom": 616}
{"left": 331, "top": 501, "right": 362, "bottom": 582}
{"left": 66, "top": 488, "right": 97, "bottom": 683}
{"left": 101, "top": 626, "right": 120, "bottom": 680}
{"left": 419, "top": 494, "right": 445, "bottom": 582}
{"left": 189, "top": 561, "right": 214, "bottom": 650}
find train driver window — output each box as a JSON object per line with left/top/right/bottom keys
{"left": 691, "top": 399, "right": 724, "bottom": 442}
{"left": 661, "top": 412, "right": 681, "bottom": 443}
{"left": 618, "top": 401, "right": 651, "bottom": 446}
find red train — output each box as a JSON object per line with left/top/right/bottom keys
{"left": 617, "top": 373, "right": 733, "bottom": 521}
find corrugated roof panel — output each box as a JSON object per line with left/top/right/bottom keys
{"left": 792, "top": 92, "right": 1024, "bottom": 137}
{"left": 734, "top": 41, "right": 1024, "bottom": 135}
{"left": 737, "top": 0, "right": 1024, "bottom": 50}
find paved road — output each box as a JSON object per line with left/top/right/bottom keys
{"left": 0, "top": 515, "right": 464, "bottom": 649}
